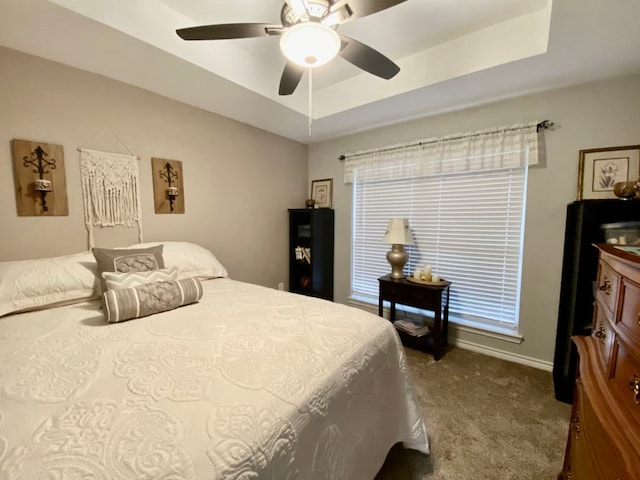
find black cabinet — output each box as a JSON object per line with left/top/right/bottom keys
{"left": 288, "top": 208, "right": 334, "bottom": 301}
{"left": 553, "top": 199, "right": 640, "bottom": 403}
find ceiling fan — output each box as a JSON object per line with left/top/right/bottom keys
{"left": 176, "top": 0, "right": 406, "bottom": 96}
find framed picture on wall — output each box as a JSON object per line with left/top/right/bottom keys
{"left": 577, "top": 145, "right": 640, "bottom": 200}
{"left": 311, "top": 178, "right": 333, "bottom": 208}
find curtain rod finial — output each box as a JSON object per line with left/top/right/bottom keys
{"left": 338, "top": 155, "right": 346, "bottom": 161}
{"left": 537, "top": 120, "right": 554, "bottom": 131}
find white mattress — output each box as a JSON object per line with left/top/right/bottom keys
{"left": 0, "top": 278, "right": 428, "bottom": 479}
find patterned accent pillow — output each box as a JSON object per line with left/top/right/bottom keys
{"left": 102, "top": 266, "right": 179, "bottom": 291}
{"left": 102, "top": 277, "right": 203, "bottom": 323}
{"left": 92, "top": 245, "right": 165, "bottom": 293}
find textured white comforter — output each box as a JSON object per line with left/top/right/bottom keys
{"left": 0, "top": 278, "right": 428, "bottom": 479}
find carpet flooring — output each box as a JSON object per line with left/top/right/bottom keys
{"left": 375, "top": 346, "right": 572, "bottom": 480}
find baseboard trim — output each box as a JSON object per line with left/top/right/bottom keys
{"left": 347, "top": 296, "right": 552, "bottom": 372}
{"left": 451, "top": 337, "right": 553, "bottom": 372}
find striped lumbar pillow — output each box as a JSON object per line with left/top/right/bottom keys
{"left": 102, "top": 266, "right": 179, "bottom": 291}
{"left": 102, "top": 277, "right": 203, "bottom": 323}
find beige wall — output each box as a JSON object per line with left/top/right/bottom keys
{"left": 3, "top": 44, "right": 640, "bottom": 367}
{"left": 309, "top": 74, "right": 640, "bottom": 367}
{"left": 0, "top": 47, "right": 308, "bottom": 289}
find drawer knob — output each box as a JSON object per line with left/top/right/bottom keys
{"left": 593, "top": 323, "right": 606, "bottom": 344}
{"left": 598, "top": 278, "right": 611, "bottom": 295}
{"left": 571, "top": 415, "right": 581, "bottom": 439}
{"left": 630, "top": 374, "right": 640, "bottom": 405}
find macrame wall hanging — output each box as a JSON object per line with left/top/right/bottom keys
{"left": 79, "top": 148, "right": 143, "bottom": 248}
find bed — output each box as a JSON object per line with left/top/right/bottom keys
{"left": 0, "top": 242, "right": 429, "bottom": 479}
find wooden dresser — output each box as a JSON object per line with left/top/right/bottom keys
{"left": 558, "top": 244, "right": 640, "bottom": 479}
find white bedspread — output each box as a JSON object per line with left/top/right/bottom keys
{"left": 0, "top": 278, "right": 428, "bottom": 479}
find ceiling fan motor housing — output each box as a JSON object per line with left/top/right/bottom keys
{"left": 281, "top": 1, "right": 331, "bottom": 27}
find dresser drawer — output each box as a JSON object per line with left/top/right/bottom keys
{"left": 618, "top": 277, "right": 640, "bottom": 345}
{"left": 611, "top": 339, "right": 640, "bottom": 414}
{"left": 596, "top": 260, "right": 620, "bottom": 316}
{"left": 571, "top": 383, "right": 599, "bottom": 480}
{"left": 379, "top": 282, "right": 438, "bottom": 310}
{"left": 592, "top": 303, "right": 616, "bottom": 369}
{"left": 579, "top": 381, "right": 629, "bottom": 480}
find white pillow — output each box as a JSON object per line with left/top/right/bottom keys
{"left": 0, "top": 252, "right": 100, "bottom": 317}
{"left": 102, "top": 266, "right": 179, "bottom": 291}
{"left": 128, "top": 241, "right": 228, "bottom": 279}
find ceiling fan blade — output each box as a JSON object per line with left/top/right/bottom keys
{"left": 329, "top": 0, "right": 406, "bottom": 22}
{"left": 176, "top": 23, "right": 281, "bottom": 41}
{"left": 339, "top": 35, "right": 400, "bottom": 79}
{"left": 279, "top": 62, "right": 305, "bottom": 95}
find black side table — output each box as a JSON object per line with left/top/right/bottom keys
{"left": 378, "top": 274, "right": 451, "bottom": 360}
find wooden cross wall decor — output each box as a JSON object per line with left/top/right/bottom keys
{"left": 151, "top": 157, "right": 185, "bottom": 214}
{"left": 11, "top": 139, "right": 69, "bottom": 216}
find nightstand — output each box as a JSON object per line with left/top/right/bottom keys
{"left": 378, "top": 274, "right": 451, "bottom": 360}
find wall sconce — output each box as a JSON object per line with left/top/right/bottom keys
{"left": 11, "top": 139, "right": 68, "bottom": 216}
{"left": 151, "top": 157, "right": 184, "bottom": 214}
{"left": 23, "top": 145, "right": 56, "bottom": 212}
{"left": 159, "top": 162, "right": 179, "bottom": 212}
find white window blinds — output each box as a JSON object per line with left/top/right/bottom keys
{"left": 352, "top": 167, "right": 527, "bottom": 329}
{"left": 348, "top": 123, "right": 537, "bottom": 332}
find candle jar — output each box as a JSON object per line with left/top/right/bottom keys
{"left": 34, "top": 178, "right": 52, "bottom": 192}
{"left": 423, "top": 264, "right": 432, "bottom": 282}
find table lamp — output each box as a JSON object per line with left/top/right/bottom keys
{"left": 382, "top": 218, "right": 414, "bottom": 279}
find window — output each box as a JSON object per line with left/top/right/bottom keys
{"left": 346, "top": 123, "right": 539, "bottom": 333}
{"left": 352, "top": 167, "right": 527, "bottom": 331}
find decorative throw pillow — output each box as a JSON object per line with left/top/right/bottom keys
{"left": 128, "top": 242, "right": 228, "bottom": 279}
{"left": 92, "top": 245, "right": 165, "bottom": 293}
{"left": 102, "top": 266, "right": 179, "bottom": 291}
{"left": 102, "top": 277, "right": 203, "bottom": 323}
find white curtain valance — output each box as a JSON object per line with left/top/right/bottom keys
{"left": 343, "top": 122, "right": 540, "bottom": 184}
{"left": 79, "top": 148, "right": 143, "bottom": 248}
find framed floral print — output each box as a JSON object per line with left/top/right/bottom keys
{"left": 577, "top": 145, "right": 640, "bottom": 200}
{"left": 311, "top": 178, "right": 333, "bottom": 208}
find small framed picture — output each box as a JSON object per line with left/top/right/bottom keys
{"left": 311, "top": 178, "right": 333, "bottom": 208}
{"left": 577, "top": 145, "right": 640, "bottom": 200}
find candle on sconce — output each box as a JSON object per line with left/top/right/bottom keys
{"left": 413, "top": 269, "right": 422, "bottom": 280}
{"left": 431, "top": 273, "right": 441, "bottom": 283}
{"left": 34, "top": 179, "right": 52, "bottom": 192}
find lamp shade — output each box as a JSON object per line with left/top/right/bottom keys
{"left": 382, "top": 218, "right": 414, "bottom": 245}
{"left": 280, "top": 22, "right": 341, "bottom": 68}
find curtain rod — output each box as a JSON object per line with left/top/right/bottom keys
{"left": 338, "top": 120, "right": 554, "bottom": 161}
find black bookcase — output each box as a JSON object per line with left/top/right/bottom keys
{"left": 553, "top": 199, "right": 640, "bottom": 403}
{"left": 288, "top": 208, "right": 334, "bottom": 301}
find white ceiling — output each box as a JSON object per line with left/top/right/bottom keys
{"left": 0, "top": 0, "right": 639, "bottom": 144}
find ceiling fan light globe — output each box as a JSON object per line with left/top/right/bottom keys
{"left": 280, "top": 22, "right": 340, "bottom": 68}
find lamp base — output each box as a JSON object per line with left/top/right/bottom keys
{"left": 387, "top": 244, "right": 409, "bottom": 279}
